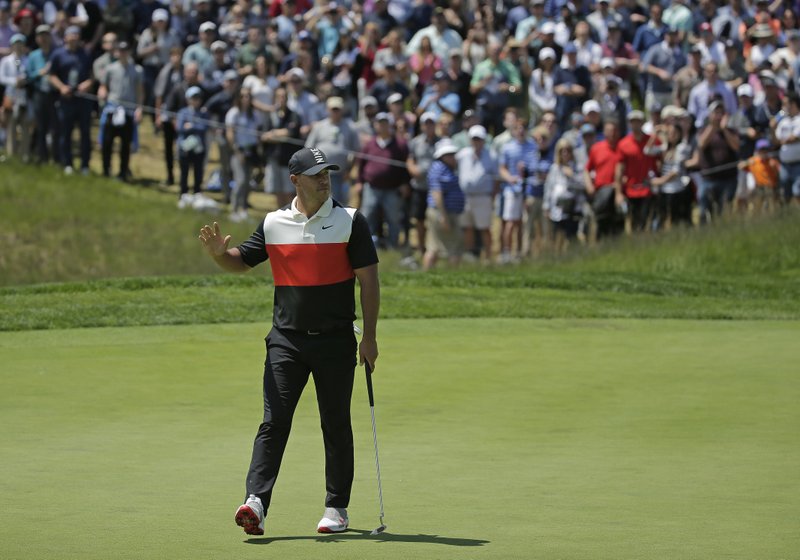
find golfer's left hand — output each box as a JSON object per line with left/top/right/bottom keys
{"left": 359, "top": 337, "right": 378, "bottom": 371}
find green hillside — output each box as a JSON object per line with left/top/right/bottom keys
{"left": 3, "top": 160, "right": 799, "bottom": 330}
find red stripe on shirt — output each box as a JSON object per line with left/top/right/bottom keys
{"left": 266, "top": 243, "right": 354, "bottom": 286}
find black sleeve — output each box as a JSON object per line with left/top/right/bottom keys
{"left": 237, "top": 221, "right": 269, "bottom": 268}
{"left": 348, "top": 211, "right": 379, "bottom": 270}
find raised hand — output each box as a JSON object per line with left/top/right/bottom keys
{"left": 199, "top": 222, "right": 232, "bottom": 257}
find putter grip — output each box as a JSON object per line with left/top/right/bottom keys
{"left": 365, "top": 362, "right": 375, "bottom": 407}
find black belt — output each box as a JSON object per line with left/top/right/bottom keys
{"left": 279, "top": 326, "right": 353, "bottom": 337}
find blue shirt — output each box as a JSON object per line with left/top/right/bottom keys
{"left": 500, "top": 138, "right": 540, "bottom": 195}
{"left": 26, "top": 48, "right": 52, "bottom": 93}
{"left": 642, "top": 41, "right": 687, "bottom": 93}
{"left": 427, "top": 160, "right": 465, "bottom": 213}
{"left": 418, "top": 87, "right": 461, "bottom": 120}
{"left": 48, "top": 46, "right": 92, "bottom": 90}
{"left": 176, "top": 106, "right": 210, "bottom": 151}
{"left": 632, "top": 23, "right": 666, "bottom": 55}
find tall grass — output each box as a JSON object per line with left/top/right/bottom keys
{"left": 2, "top": 161, "right": 256, "bottom": 286}
{"left": 3, "top": 161, "right": 799, "bottom": 329}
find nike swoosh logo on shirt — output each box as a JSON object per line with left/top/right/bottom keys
{"left": 322, "top": 225, "right": 333, "bottom": 230}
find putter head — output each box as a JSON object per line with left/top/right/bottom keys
{"left": 370, "top": 524, "right": 387, "bottom": 535}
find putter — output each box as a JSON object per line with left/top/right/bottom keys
{"left": 365, "top": 360, "right": 387, "bottom": 535}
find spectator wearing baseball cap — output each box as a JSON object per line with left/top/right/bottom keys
{"left": 385, "top": 92, "right": 416, "bottom": 142}
{"left": 25, "top": 23, "right": 59, "bottom": 164}
{"left": 354, "top": 95, "right": 379, "bottom": 143}
{"left": 554, "top": 41, "right": 592, "bottom": 130}
{"left": 417, "top": 69, "right": 460, "bottom": 121}
{"left": 600, "top": 75, "right": 631, "bottom": 137}
{"left": 739, "top": 138, "right": 780, "bottom": 213}
{"left": 405, "top": 110, "right": 441, "bottom": 260}
{"left": 183, "top": 21, "right": 217, "bottom": 80}
{"left": 641, "top": 22, "right": 686, "bottom": 118}
{"left": 585, "top": 120, "right": 624, "bottom": 240}
{"left": 728, "top": 83, "right": 758, "bottom": 168}
{"left": 529, "top": 47, "right": 558, "bottom": 125}
{"left": 616, "top": 109, "right": 659, "bottom": 232}
{"left": 175, "top": 85, "right": 211, "bottom": 206}
{"left": 283, "top": 67, "right": 320, "bottom": 137}
{"left": 260, "top": 85, "right": 303, "bottom": 208}
{"left": 718, "top": 39, "right": 748, "bottom": 92}
{"left": 367, "top": 61, "right": 410, "bottom": 112}
{"left": 206, "top": 41, "right": 235, "bottom": 89}
{"left": 687, "top": 62, "right": 736, "bottom": 129}
{"left": 581, "top": 99, "right": 604, "bottom": 137}
{"left": 202, "top": 68, "right": 241, "bottom": 205}
{"left": 356, "top": 109, "right": 410, "bottom": 249}
{"left": 423, "top": 139, "right": 464, "bottom": 271}
{"left": 470, "top": 40, "right": 522, "bottom": 135}
{"left": 696, "top": 98, "right": 740, "bottom": 224}
{"left": 600, "top": 19, "right": 639, "bottom": 84}
{"left": 2, "top": 33, "right": 33, "bottom": 160}
{"left": 48, "top": 23, "right": 95, "bottom": 174}
{"left": 673, "top": 43, "right": 705, "bottom": 109}
{"left": 304, "top": 95, "right": 361, "bottom": 204}
{"left": 98, "top": 39, "right": 144, "bottom": 183}
{"left": 137, "top": 7, "right": 181, "bottom": 113}
{"left": 456, "top": 124, "right": 498, "bottom": 263}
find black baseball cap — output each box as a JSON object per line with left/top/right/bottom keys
{"left": 288, "top": 148, "right": 340, "bottom": 176}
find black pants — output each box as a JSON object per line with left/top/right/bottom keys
{"left": 57, "top": 97, "right": 92, "bottom": 169}
{"left": 628, "top": 196, "right": 653, "bottom": 232}
{"left": 32, "top": 91, "right": 60, "bottom": 164}
{"left": 246, "top": 327, "right": 357, "bottom": 511}
{"left": 102, "top": 114, "right": 134, "bottom": 178}
{"left": 656, "top": 190, "right": 692, "bottom": 229}
{"left": 178, "top": 150, "right": 205, "bottom": 195}
{"left": 162, "top": 120, "right": 177, "bottom": 184}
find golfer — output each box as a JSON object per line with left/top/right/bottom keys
{"left": 198, "top": 147, "right": 380, "bottom": 536}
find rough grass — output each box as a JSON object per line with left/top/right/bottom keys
{"left": 3, "top": 159, "right": 799, "bottom": 330}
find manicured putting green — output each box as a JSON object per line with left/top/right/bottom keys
{"left": 1, "top": 319, "right": 798, "bottom": 559}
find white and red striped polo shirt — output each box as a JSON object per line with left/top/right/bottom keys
{"left": 238, "top": 197, "right": 378, "bottom": 333}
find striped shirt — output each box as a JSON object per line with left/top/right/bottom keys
{"left": 500, "top": 138, "right": 540, "bottom": 194}
{"left": 237, "top": 197, "right": 378, "bottom": 332}
{"left": 427, "top": 160, "right": 465, "bottom": 213}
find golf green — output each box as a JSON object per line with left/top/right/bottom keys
{"left": 1, "top": 319, "right": 798, "bottom": 559}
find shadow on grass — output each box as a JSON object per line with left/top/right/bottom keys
{"left": 245, "top": 528, "right": 490, "bottom": 546}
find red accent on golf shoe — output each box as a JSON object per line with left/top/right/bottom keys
{"left": 235, "top": 505, "right": 264, "bottom": 536}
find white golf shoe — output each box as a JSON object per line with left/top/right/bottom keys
{"left": 317, "top": 507, "right": 349, "bottom": 533}
{"left": 235, "top": 494, "right": 265, "bottom": 536}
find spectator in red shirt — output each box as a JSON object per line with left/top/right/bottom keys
{"left": 584, "top": 120, "right": 624, "bottom": 240}
{"left": 355, "top": 112, "right": 410, "bottom": 248}
{"left": 617, "top": 110, "right": 660, "bottom": 232}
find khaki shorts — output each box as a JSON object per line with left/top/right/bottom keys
{"left": 526, "top": 196, "right": 544, "bottom": 236}
{"left": 426, "top": 207, "right": 463, "bottom": 258}
{"left": 266, "top": 160, "right": 295, "bottom": 194}
{"left": 460, "top": 194, "right": 494, "bottom": 230}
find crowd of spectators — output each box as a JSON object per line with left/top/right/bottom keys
{"left": 2, "top": 0, "right": 800, "bottom": 266}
